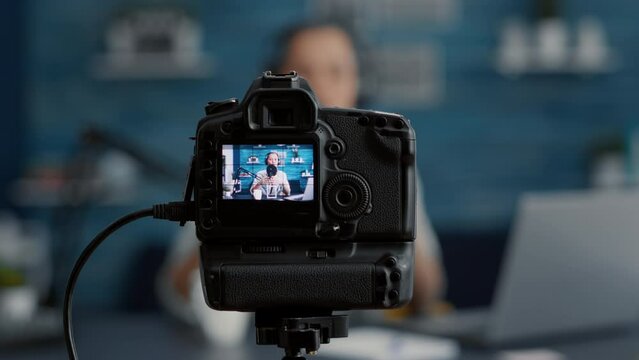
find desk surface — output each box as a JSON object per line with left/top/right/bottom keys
{"left": 1, "top": 313, "right": 638, "bottom": 360}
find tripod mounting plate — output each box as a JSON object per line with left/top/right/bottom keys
{"left": 255, "top": 311, "right": 348, "bottom": 359}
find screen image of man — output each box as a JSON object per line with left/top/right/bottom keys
{"left": 250, "top": 151, "right": 291, "bottom": 198}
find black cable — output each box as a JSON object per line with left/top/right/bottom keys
{"left": 63, "top": 208, "right": 153, "bottom": 360}
{"left": 63, "top": 201, "right": 195, "bottom": 359}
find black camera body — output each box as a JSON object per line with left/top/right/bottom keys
{"left": 193, "top": 72, "right": 416, "bottom": 312}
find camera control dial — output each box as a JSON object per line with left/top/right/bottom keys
{"left": 322, "top": 173, "right": 371, "bottom": 220}
{"left": 205, "top": 98, "right": 239, "bottom": 115}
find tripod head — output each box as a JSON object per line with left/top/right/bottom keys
{"left": 255, "top": 310, "right": 348, "bottom": 360}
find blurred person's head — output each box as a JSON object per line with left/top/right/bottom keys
{"left": 273, "top": 23, "right": 359, "bottom": 108}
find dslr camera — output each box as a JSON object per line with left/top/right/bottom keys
{"left": 190, "top": 71, "right": 416, "bottom": 356}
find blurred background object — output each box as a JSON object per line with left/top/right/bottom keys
{"left": 495, "top": 0, "right": 618, "bottom": 76}
{"left": 92, "top": 6, "right": 214, "bottom": 79}
{"left": 2, "top": 0, "right": 639, "bottom": 355}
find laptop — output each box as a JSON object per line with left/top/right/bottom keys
{"left": 398, "top": 190, "right": 639, "bottom": 346}
{"left": 285, "top": 178, "right": 314, "bottom": 201}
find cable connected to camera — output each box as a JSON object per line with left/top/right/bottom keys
{"left": 63, "top": 201, "right": 195, "bottom": 360}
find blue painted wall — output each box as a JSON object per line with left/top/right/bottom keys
{"left": 22, "top": 0, "right": 639, "bottom": 308}
{"left": 411, "top": 1, "right": 639, "bottom": 232}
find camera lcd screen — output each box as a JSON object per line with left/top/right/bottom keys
{"left": 221, "top": 144, "right": 314, "bottom": 201}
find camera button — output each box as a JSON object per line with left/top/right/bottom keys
{"left": 317, "top": 223, "right": 340, "bottom": 236}
{"left": 375, "top": 117, "right": 388, "bottom": 127}
{"left": 221, "top": 121, "right": 234, "bottom": 134}
{"left": 308, "top": 250, "right": 328, "bottom": 259}
{"left": 202, "top": 218, "right": 214, "bottom": 228}
{"left": 388, "top": 289, "right": 399, "bottom": 300}
{"left": 385, "top": 256, "right": 398, "bottom": 267}
{"left": 325, "top": 138, "right": 346, "bottom": 159}
{"left": 202, "top": 199, "right": 214, "bottom": 208}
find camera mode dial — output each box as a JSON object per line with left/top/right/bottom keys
{"left": 205, "top": 98, "right": 239, "bottom": 115}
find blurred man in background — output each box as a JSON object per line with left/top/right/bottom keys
{"left": 157, "top": 21, "right": 445, "bottom": 344}
{"left": 275, "top": 22, "right": 445, "bottom": 312}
